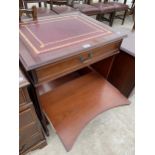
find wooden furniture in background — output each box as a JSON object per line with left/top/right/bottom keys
{"left": 73, "top": 3, "right": 100, "bottom": 16}
{"left": 52, "top": 5, "right": 76, "bottom": 14}
{"left": 23, "top": 0, "right": 56, "bottom": 17}
{"left": 19, "top": 6, "right": 37, "bottom": 22}
{"left": 19, "top": 13, "right": 129, "bottom": 151}
{"left": 23, "top": 0, "right": 49, "bottom": 9}
{"left": 47, "top": 0, "right": 69, "bottom": 8}
{"left": 110, "top": 0, "right": 128, "bottom": 25}
{"left": 91, "top": 0, "right": 116, "bottom": 26}
{"left": 19, "top": 70, "right": 47, "bottom": 155}
{"left": 20, "top": 0, "right": 24, "bottom": 8}
{"left": 91, "top": 0, "right": 128, "bottom": 26}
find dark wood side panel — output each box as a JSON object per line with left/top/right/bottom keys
{"left": 108, "top": 51, "right": 135, "bottom": 97}
{"left": 91, "top": 55, "right": 116, "bottom": 79}
{"left": 19, "top": 102, "right": 46, "bottom": 154}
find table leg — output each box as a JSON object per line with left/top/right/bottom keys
{"left": 39, "top": 2, "right": 41, "bottom": 7}
{"left": 109, "top": 12, "right": 115, "bottom": 27}
{"left": 28, "top": 84, "right": 49, "bottom": 136}
{"left": 122, "top": 10, "right": 127, "bottom": 25}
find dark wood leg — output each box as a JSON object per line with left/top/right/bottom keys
{"left": 24, "top": 2, "right": 28, "bottom": 9}
{"left": 122, "top": 10, "right": 127, "bottom": 25}
{"left": 44, "top": 114, "right": 49, "bottom": 125}
{"left": 96, "top": 14, "right": 101, "bottom": 21}
{"left": 109, "top": 12, "right": 115, "bottom": 27}
{"left": 39, "top": 2, "right": 41, "bottom": 7}
{"left": 19, "top": 0, "right": 24, "bottom": 9}
{"left": 124, "top": 0, "right": 127, "bottom": 4}
{"left": 108, "top": 52, "right": 135, "bottom": 97}
{"left": 49, "top": 1, "right": 53, "bottom": 10}
{"left": 132, "top": 22, "right": 135, "bottom": 31}
{"left": 28, "top": 84, "right": 49, "bottom": 136}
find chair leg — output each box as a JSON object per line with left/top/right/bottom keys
{"left": 39, "top": 2, "right": 41, "bottom": 7}
{"left": 109, "top": 12, "right": 115, "bottom": 27}
{"left": 96, "top": 14, "right": 101, "bottom": 21}
{"left": 24, "top": 2, "right": 28, "bottom": 9}
{"left": 122, "top": 10, "right": 127, "bottom": 25}
{"left": 49, "top": 0, "right": 53, "bottom": 10}
{"left": 132, "top": 22, "right": 135, "bottom": 31}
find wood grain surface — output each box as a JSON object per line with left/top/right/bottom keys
{"left": 40, "top": 71, "right": 129, "bottom": 151}
{"left": 108, "top": 52, "right": 135, "bottom": 97}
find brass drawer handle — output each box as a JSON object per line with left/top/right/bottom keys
{"left": 79, "top": 52, "right": 93, "bottom": 63}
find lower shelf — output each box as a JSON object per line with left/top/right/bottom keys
{"left": 40, "top": 71, "right": 129, "bottom": 151}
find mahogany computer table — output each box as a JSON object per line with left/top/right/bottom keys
{"left": 19, "top": 12, "right": 129, "bottom": 151}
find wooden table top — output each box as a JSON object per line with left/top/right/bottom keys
{"left": 20, "top": 12, "right": 125, "bottom": 71}
{"left": 19, "top": 69, "right": 29, "bottom": 88}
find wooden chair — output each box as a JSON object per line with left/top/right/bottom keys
{"left": 19, "top": 6, "right": 37, "bottom": 22}
{"left": 132, "top": 5, "right": 135, "bottom": 31}
{"left": 46, "top": 0, "right": 69, "bottom": 9}
{"left": 90, "top": 0, "right": 116, "bottom": 26}
{"left": 51, "top": 5, "right": 76, "bottom": 14}
{"left": 106, "top": 0, "right": 128, "bottom": 25}
{"left": 72, "top": 0, "right": 100, "bottom": 16}
{"left": 51, "top": 0, "right": 100, "bottom": 17}
{"left": 23, "top": 0, "right": 56, "bottom": 17}
{"left": 90, "top": 0, "right": 128, "bottom": 26}
{"left": 23, "top": 0, "right": 48, "bottom": 9}
{"left": 19, "top": 0, "right": 24, "bottom": 8}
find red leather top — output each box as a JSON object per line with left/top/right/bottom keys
{"left": 19, "top": 13, "right": 125, "bottom": 71}
{"left": 19, "top": 14, "right": 112, "bottom": 54}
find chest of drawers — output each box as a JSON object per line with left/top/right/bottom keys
{"left": 19, "top": 70, "right": 47, "bottom": 155}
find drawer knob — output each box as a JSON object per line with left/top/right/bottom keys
{"left": 79, "top": 52, "right": 93, "bottom": 63}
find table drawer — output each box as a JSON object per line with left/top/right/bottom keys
{"left": 20, "top": 123, "right": 40, "bottom": 142}
{"left": 35, "top": 40, "right": 121, "bottom": 84}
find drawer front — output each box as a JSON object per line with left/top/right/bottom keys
{"left": 19, "top": 103, "right": 36, "bottom": 129}
{"left": 19, "top": 132, "right": 44, "bottom": 154}
{"left": 92, "top": 40, "right": 121, "bottom": 60}
{"left": 19, "top": 103, "right": 45, "bottom": 154}
{"left": 36, "top": 40, "right": 121, "bottom": 84}
{"left": 19, "top": 87, "right": 30, "bottom": 106}
{"left": 20, "top": 123, "right": 41, "bottom": 142}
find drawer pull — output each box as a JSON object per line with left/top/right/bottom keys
{"left": 79, "top": 52, "right": 93, "bottom": 63}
